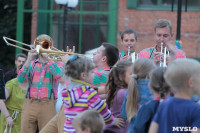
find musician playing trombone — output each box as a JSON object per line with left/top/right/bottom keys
{"left": 17, "top": 34, "right": 64, "bottom": 133}
{"left": 139, "top": 19, "right": 186, "bottom": 65}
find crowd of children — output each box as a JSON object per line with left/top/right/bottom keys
{"left": 1, "top": 54, "right": 200, "bottom": 133}
{"left": 60, "top": 57, "right": 200, "bottom": 133}
{"left": 1, "top": 19, "right": 200, "bottom": 133}
{"left": 59, "top": 55, "right": 200, "bottom": 133}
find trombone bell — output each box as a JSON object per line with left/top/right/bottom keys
{"left": 40, "top": 40, "right": 51, "bottom": 49}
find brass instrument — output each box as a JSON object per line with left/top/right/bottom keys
{"left": 3, "top": 36, "right": 86, "bottom": 61}
{"left": 3, "top": 36, "right": 34, "bottom": 52}
{"left": 160, "top": 42, "right": 169, "bottom": 67}
{"left": 128, "top": 46, "right": 138, "bottom": 63}
{"left": 128, "top": 46, "right": 130, "bottom": 56}
{"left": 3, "top": 36, "right": 52, "bottom": 51}
{"left": 35, "top": 45, "right": 86, "bottom": 59}
{"left": 131, "top": 52, "right": 138, "bottom": 63}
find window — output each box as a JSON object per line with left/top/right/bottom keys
{"left": 127, "top": 0, "right": 200, "bottom": 10}
{"left": 16, "top": 0, "right": 118, "bottom": 55}
{"left": 63, "top": 0, "right": 109, "bottom": 53}
{"left": 52, "top": 0, "right": 118, "bottom": 54}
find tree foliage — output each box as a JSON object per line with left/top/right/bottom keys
{"left": 0, "top": 0, "right": 31, "bottom": 72}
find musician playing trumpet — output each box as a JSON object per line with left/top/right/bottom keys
{"left": 119, "top": 28, "right": 138, "bottom": 61}
{"left": 17, "top": 34, "right": 64, "bottom": 133}
{"left": 139, "top": 19, "right": 186, "bottom": 65}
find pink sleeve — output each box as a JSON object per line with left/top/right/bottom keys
{"left": 88, "top": 89, "right": 114, "bottom": 126}
{"left": 175, "top": 50, "right": 186, "bottom": 58}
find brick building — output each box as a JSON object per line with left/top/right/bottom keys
{"left": 117, "top": 0, "right": 200, "bottom": 57}
{"left": 16, "top": 0, "right": 200, "bottom": 58}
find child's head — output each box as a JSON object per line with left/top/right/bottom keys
{"left": 72, "top": 109, "right": 105, "bottom": 133}
{"left": 149, "top": 67, "right": 170, "bottom": 99}
{"left": 106, "top": 60, "right": 132, "bottom": 108}
{"left": 132, "top": 58, "right": 155, "bottom": 79}
{"left": 65, "top": 55, "right": 95, "bottom": 84}
{"left": 165, "top": 58, "right": 200, "bottom": 96}
{"left": 126, "top": 58, "right": 155, "bottom": 122}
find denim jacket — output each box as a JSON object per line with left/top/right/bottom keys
{"left": 192, "top": 95, "right": 200, "bottom": 103}
{"left": 121, "top": 79, "right": 153, "bottom": 133}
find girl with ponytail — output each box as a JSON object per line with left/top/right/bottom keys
{"left": 104, "top": 60, "right": 132, "bottom": 133}
{"left": 121, "top": 58, "right": 155, "bottom": 133}
{"left": 132, "top": 67, "right": 170, "bottom": 133}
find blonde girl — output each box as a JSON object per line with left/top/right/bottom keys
{"left": 133, "top": 67, "right": 170, "bottom": 133}
{"left": 121, "top": 58, "right": 155, "bottom": 133}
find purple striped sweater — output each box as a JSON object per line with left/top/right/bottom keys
{"left": 62, "top": 80, "right": 114, "bottom": 133}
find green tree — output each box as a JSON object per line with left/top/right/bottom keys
{"left": 0, "top": 0, "right": 31, "bottom": 72}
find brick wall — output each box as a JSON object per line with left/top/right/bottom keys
{"left": 117, "top": 0, "right": 200, "bottom": 57}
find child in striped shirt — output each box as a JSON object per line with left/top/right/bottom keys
{"left": 62, "top": 55, "right": 124, "bottom": 133}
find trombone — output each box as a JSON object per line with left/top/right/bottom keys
{"left": 3, "top": 36, "right": 86, "bottom": 61}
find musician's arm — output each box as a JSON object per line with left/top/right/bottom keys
{"left": 48, "top": 61, "right": 64, "bottom": 80}
{"left": 18, "top": 64, "right": 30, "bottom": 83}
{"left": 24, "top": 49, "right": 38, "bottom": 68}
{"left": 18, "top": 50, "right": 38, "bottom": 83}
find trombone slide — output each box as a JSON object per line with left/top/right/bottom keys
{"left": 3, "top": 36, "right": 33, "bottom": 52}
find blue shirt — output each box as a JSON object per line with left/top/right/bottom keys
{"left": 133, "top": 100, "right": 160, "bottom": 133}
{"left": 153, "top": 97, "right": 200, "bottom": 133}
{"left": 121, "top": 79, "right": 153, "bottom": 133}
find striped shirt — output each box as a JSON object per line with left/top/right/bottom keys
{"left": 93, "top": 67, "right": 110, "bottom": 87}
{"left": 62, "top": 79, "right": 114, "bottom": 133}
{"left": 139, "top": 46, "right": 186, "bottom": 59}
{"left": 18, "top": 59, "right": 64, "bottom": 99}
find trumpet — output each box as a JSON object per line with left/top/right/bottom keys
{"left": 127, "top": 46, "right": 138, "bottom": 63}
{"left": 3, "top": 36, "right": 86, "bottom": 61}
{"left": 128, "top": 46, "right": 130, "bottom": 56}
{"left": 131, "top": 52, "right": 138, "bottom": 63}
{"left": 160, "top": 42, "right": 169, "bottom": 67}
